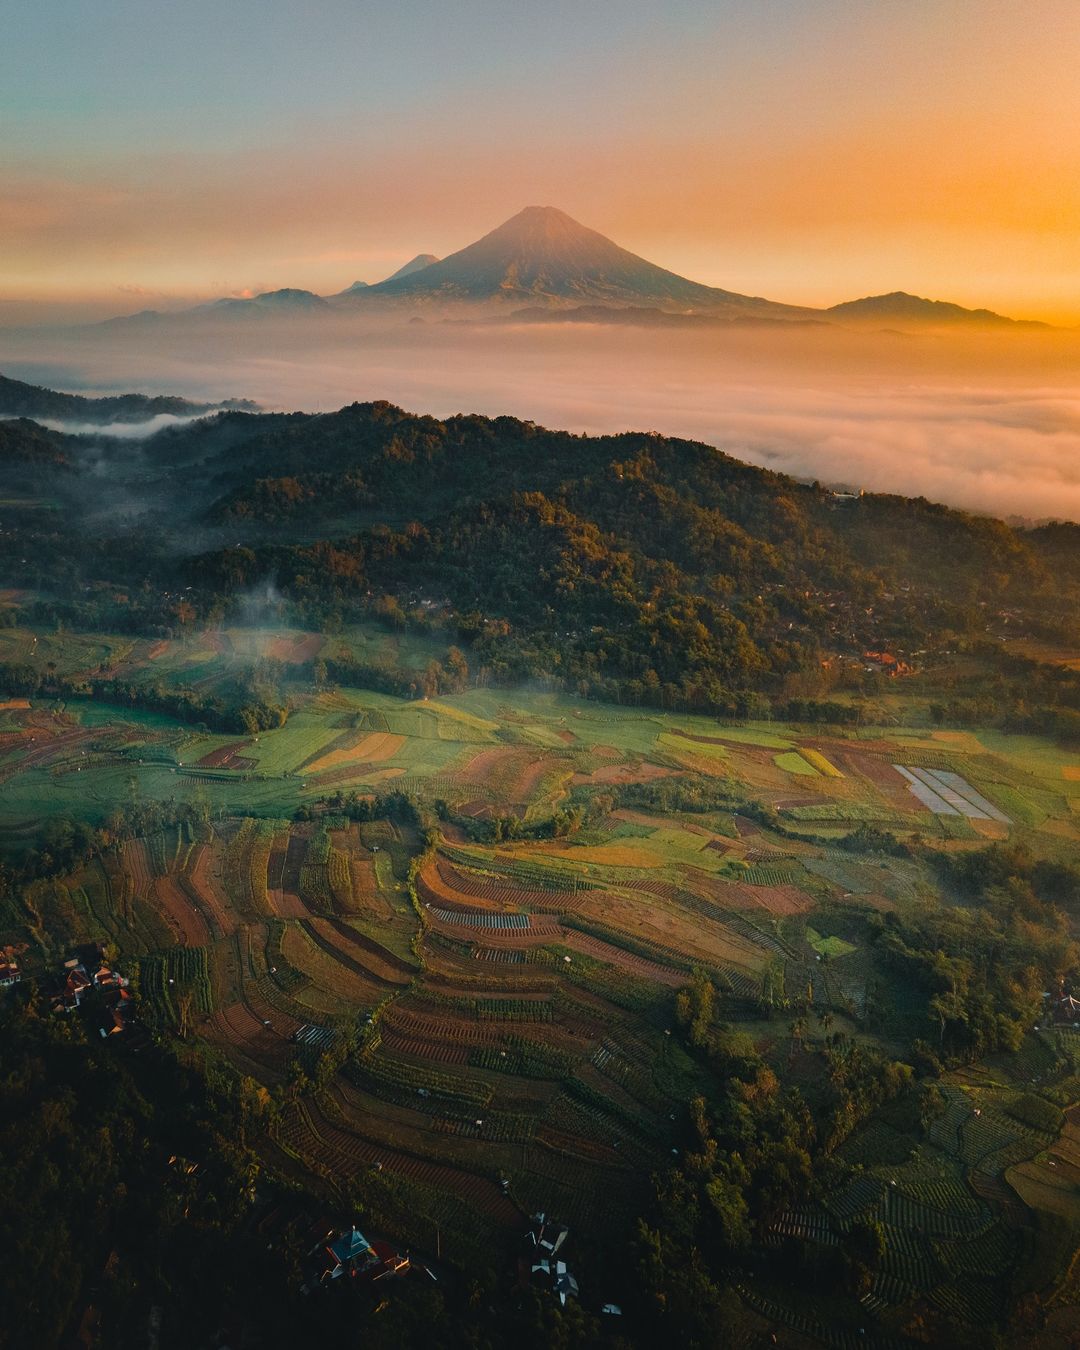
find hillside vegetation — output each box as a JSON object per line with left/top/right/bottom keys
{"left": 3, "top": 397, "right": 1079, "bottom": 729}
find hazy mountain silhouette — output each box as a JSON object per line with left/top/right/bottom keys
{"left": 346, "top": 206, "right": 808, "bottom": 317}
{"left": 328, "top": 256, "right": 438, "bottom": 299}
{"left": 383, "top": 253, "right": 440, "bottom": 282}
{"left": 208, "top": 288, "right": 330, "bottom": 315}
{"left": 97, "top": 288, "right": 332, "bottom": 328}
{"left": 826, "top": 291, "right": 1049, "bottom": 329}
{"left": 86, "top": 208, "right": 1048, "bottom": 330}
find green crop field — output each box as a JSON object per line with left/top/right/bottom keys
{"left": 4, "top": 620, "right": 1080, "bottom": 1342}
{"left": 775, "top": 750, "right": 821, "bottom": 776}
{"left": 806, "top": 926, "right": 856, "bottom": 958}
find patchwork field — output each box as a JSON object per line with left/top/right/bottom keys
{"left": 3, "top": 623, "right": 1080, "bottom": 1335}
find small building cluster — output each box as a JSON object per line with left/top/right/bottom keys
{"left": 1062, "top": 994, "right": 1080, "bottom": 1021}
{"left": 1037, "top": 986, "right": 1080, "bottom": 1029}
{"left": 0, "top": 941, "right": 26, "bottom": 988}
{"left": 302, "top": 1222, "right": 418, "bottom": 1292}
{"left": 52, "top": 943, "right": 133, "bottom": 1035}
{"left": 522, "top": 1213, "right": 579, "bottom": 1306}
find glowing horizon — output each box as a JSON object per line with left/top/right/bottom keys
{"left": 3, "top": 0, "right": 1079, "bottom": 326}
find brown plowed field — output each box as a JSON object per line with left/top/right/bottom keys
{"left": 280, "top": 831, "right": 308, "bottom": 894}
{"left": 432, "top": 857, "right": 587, "bottom": 914}
{"left": 688, "top": 871, "right": 813, "bottom": 916}
{"left": 186, "top": 844, "right": 238, "bottom": 936}
{"left": 559, "top": 930, "right": 685, "bottom": 987}
{"left": 458, "top": 746, "right": 556, "bottom": 808}
{"left": 305, "top": 731, "right": 405, "bottom": 776}
{"left": 210, "top": 998, "right": 296, "bottom": 1081}
{"left": 302, "top": 917, "right": 412, "bottom": 986}
{"left": 196, "top": 740, "right": 256, "bottom": 770}
{"left": 21, "top": 726, "right": 99, "bottom": 769}
{"left": 264, "top": 633, "right": 325, "bottom": 664}
{"left": 572, "top": 760, "right": 676, "bottom": 787}
{"left": 283, "top": 1095, "right": 520, "bottom": 1226}
{"left": 122, "top": 839, "right": 154, "bottom": 897}
{"left": 151, "top": 874, "right": 210, "bottom": 946}
{"left": 267, "top": 889, "right": 308, "bottom": 919}
{"left": 424, "top": 909, "right": 561, "bottom": 941}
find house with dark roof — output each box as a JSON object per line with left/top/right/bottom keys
{"left": 526, "top": 1212, "right": 569, "bottom": 1259}
{"left": 56, "top": 965, "right": 92, "bottom": 1012}
{"left": 324, "top": 1226, "right": 374, "bottom": 1279}
{"left": 522, "top": 1213, "right": 579, "bottom": 1306}
{"left": 304, "top": 1222, "right": 421, "bottom": 1292}
{"left": 52, "top": 948, "right": 132, "bottom": 1029}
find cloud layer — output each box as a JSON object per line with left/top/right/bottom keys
{"left": 2, "top": 320, "right": 1079, "bottom": 523}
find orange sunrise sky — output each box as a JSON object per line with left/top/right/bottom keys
{"left": 2, "top": 0, "right": 1079, "bottom": 325}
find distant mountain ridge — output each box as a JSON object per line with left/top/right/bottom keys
{"left": 340, "top": 206, "right": 808, "bottom": 318}
{"left": 331, "top": 254, "right": 441, "bottom": 298}
{"left": 826, "top": 291, "right": 1050, "bottom": 329}
{"left": 87, "top": 206, "right": 1053, "bottom": 331}
{"left": 206, "top": 288, "right": 330, "bottom": 316}
{"left": 383, "top": 253, "right": 440, "bottom": 282}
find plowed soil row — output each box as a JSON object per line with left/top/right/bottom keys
{"left": 378, "top": 1025, "right": 472, "bottom": 1066}
{"left": 196, "top": 740, "right": 254, "bottom": 768}
{"left": 210, "top": 999, "right": 295, "bottom": 1081}
{"left": 560, "top": 930, "right": 686, "bottom": 987}
{"left": 324, "top": 914, "right": 415, "bottom": 975}
{"left": 184, "top": 844, "right": 238, "bottom": 936}
{"left": 300, "top": 918, "right": 411, "bottom": 987}
{"left": 122, "top": 839, "right": 154, "bottom": 897}
{"left": 20, "top": 726, "right": 99, "bottom": 768}
{"left": 151, "top": 874, "right": 210, "bottom": 946}
{"left": 425, "top": 910, "right": 561, "bottom": 942}
{"left": 281, "top": 832, "right": 308, "bottom": 894}
{"left": 690, "top": 872, "right": 813, "bottom": 916}
{"left": 435, "top": 857, "right": 588, "bottom": 913}
{"left": 280, "top": 1096, "right": 519, "bottom": 1225}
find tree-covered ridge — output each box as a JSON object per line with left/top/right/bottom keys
{"left": 0, "top": 417, "right": 74, "bottom": 470}
{"left": 179, "top": 401, "right": 1067, "bottom": 625}
{"left": 0, "top": 372, "right": 255, "bottom": 423}
{"left": 3, "top": 398, "right": 1080, "bottom": 727}
{"left": 179, "top": 402, "right": 1076, "bottom": 706}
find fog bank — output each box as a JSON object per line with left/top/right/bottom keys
{"left": 2, "top": 316, "right": 1079, "bottom": 522}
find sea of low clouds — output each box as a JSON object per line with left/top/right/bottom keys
{"left": 2, "top": 318, "right": 1079, "bottom": 522}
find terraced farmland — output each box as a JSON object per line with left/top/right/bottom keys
{"left": 5, "top": 631, "right": 1080, "bottom": 1332}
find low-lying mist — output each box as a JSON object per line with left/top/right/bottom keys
{"left": 14, "top": 412, "right": 221, "bottom": 440}
{"left": 2, "top": 315, "right": 1080, "bottom": 522}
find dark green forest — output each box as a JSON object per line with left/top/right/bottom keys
{"left": 4, "top": 397, "right": 1080, "bottom": 732}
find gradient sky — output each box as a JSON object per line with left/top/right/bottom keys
{"left": 3, "top": 0, "right": 1079, "bottom": 324}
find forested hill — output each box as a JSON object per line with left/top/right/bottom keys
{"left": 0, "top": 372, "right": 256, "bottom": 424}
{"left": 185, "top": 400, "right": 1065, "bottom": 650}
{"left": 4, "top": 397, "right": 1080, "bottom": 714}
